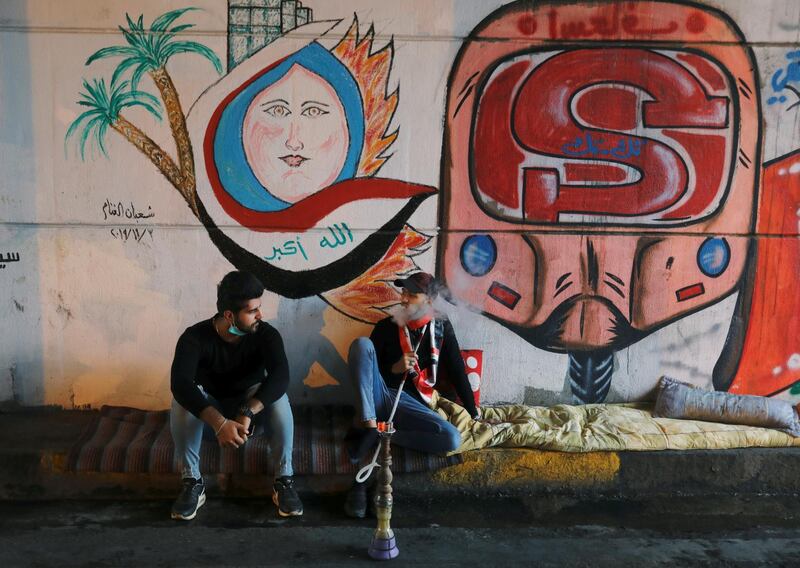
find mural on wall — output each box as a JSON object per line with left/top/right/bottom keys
{"left": 438, "top": 0, "right": 800, "bottom": 403}
{"left": 67, "top": 7, "right": 434, "bottom": 325}
{"left": 63, "top": 0, "right": 800, "bottom": 406}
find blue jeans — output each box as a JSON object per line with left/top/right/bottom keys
{"left": 348, "top": 337, "right": 461, "bottom": 454}
{"left": 170, "top": 386, "right": 294, "bottom": 480}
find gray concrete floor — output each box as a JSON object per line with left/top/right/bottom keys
{"left": 1, "top": 495, "right": 800, "bottom": 567}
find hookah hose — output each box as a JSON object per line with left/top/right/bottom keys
{"left": 355, "top": 339, "right": 422, "bottom": 483}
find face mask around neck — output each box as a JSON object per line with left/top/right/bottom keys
{"left": 227, "top": 322, "right": 248, "bottom": 336}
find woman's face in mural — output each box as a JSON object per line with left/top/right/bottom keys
{"left": 242, "top": 64, "right": 350, "bottom": 204}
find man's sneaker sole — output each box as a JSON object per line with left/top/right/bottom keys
{"left": 272, "top": 491, "right": 303, "bottom": 517}
{"left": 170, "top": 492, "right": 206, "bottom": 521}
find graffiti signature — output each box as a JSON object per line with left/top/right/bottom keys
{"left": 102, "top": 199, "right": 155, "bottom": 221}
{"left": 561, "top": 133, "right": 644, "bottom": 159}
{"left": 768, "top": 50, "right": 800, "bottom": 108}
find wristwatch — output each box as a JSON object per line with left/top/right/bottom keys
{"left": 238, "top": 405, "right": 255, "bottom": 420}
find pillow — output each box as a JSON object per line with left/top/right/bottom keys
{"left": 435, "top": 349, "right": 482, "bottom": 407}
{"left": 653, "top": 376, "right": 800, "bottom": 437}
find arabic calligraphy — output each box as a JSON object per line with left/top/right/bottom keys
{"left": 101, "top": 199, "right": 155, "bottom": 221}
{"left": 561, "top": 133, "right": 644, "bottom": 159}
{"left": 768, "top": 50, "right": 800, "bottom": 107}
{"left": 319, "top": 223, "right": 353, "bottom": 249}
{"left": 264, "top": 237, "right": 309, "bottom": 262}
{"left": 263, "top": 223, "right": 355, "bottom": 263}
{"left": 0, "top": 252, "right": 21, "bottom": 269}
{"left": 546, "top": 5, "right": 680, "bottom": 40}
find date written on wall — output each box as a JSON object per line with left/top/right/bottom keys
{"left": 101, "top": 199, "right": 155, "bottom": 245}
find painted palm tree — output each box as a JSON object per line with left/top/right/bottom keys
{"left": 83, "top": 7, "right": 222, "bottom": 214}
{"left": 65, "top": 76, "right": 185, "bottom": 189}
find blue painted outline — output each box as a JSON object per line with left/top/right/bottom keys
{"left": 213, "top": 42, "right": 365, "bottom": 212}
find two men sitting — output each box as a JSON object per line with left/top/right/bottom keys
{"left": 169, "top": 270, "right": 475, "bottom": 520}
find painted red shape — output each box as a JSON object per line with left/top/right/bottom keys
{"left": 677, "top": 53, "right": 726, "bottom": 91}
{"left": 473, "top": 60, "right": 531, "bottom": 210}
{"left": 675, "top": 282, "right": 705, "bottom": 302}
{"left": 517, "top": 14, "right": 537, "bottom": 35}
{"left": 488, "top": 281, "right": 522, "bottom": 309}
{"left": 728, "top": 152, "right": 800, "bottom": 395}
{"left": 660, "top": 131, "right": 727, "bottom": 219}
{"left": 564, "top": 163, "right": 627, "bottom": 183}
{"left": 685, "top": 12, "right": 707, "bottom": 34}
{"left": 576, "top": 87, "right": 639, "bottom": 131}
{"left": 474, "top": 48, "right": 728, "bottom": 223}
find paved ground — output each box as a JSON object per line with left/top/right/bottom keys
{"left": 2, "top": 495, "right": 800, "bottom": 567}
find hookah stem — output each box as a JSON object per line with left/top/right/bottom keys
{"left": 356, "top": 336, "right": 423, "bottom": 484}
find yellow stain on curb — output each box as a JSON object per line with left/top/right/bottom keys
{"left": 432, "top": 449, "right": 620, "bottom": 488}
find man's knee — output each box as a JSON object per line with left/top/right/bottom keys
{"left": 348, "top": 337, "right": 374, "bottom": 359}
{"left": 434, "top": 422, "right": 461, "bottom": 453}
{"left": 444, "top": 423, "right": 462, "bottom": 453}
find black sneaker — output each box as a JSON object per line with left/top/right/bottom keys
{"left": 343, "top": 481, "right": 368, "bottom": 518}
{"left": 272, "top": 476, "right": 303, "bottom": 517}
{"left": 171, "top": 477, "right": 206, "bottom": 521}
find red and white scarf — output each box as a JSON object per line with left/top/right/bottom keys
{"left": 398, "top": 315, "right": 444, "bottom": 404}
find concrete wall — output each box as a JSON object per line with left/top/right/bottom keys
{"left": 1, "top": 0, "right": 799, "bottom": 410}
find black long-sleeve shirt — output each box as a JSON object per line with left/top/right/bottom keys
{"left": 369, "top": 317, "right": 478, "bottom": 418}
{"left": 170, "top": 318, "right": 290, "bottom": 418}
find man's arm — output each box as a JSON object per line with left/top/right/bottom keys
{"left": 170, "top": 334, "right": 212, "bottom": 418}
{"left": 251, "top": 326, "right": 291, "bottom": 408}
{"left": 441, "top": 321, "right": 479, "bottom": 418}
{"left": 171, "top": 333, "right": 248, "bottom": 447}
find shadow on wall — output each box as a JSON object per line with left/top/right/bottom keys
{"left": 0, "top": 1, "right": 43, "bottom": 404}
{"left": 270, "top": 295, "right": 350, "bottom": 402}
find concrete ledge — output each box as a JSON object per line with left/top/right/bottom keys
{"left": 2, "top": 409, "right": 800, "bottom": 500}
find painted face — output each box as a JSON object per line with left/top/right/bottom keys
{"left": 242, "top": 64, "right": 350, "bottom": 204}
{"left": 439, "top": 1, "right": 760, "bottom": 353}
{"left": 229, "top": 297, "right": 263, "bottom": 334}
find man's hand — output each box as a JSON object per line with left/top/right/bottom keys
{"left": 391, "top": 352, "right": 418, "bottom": 375}
{"left": 235, "top": 414, "right": 252, "bottom": 436}
{"left": 216, "top": 419, "right": 249, "bottom": 448}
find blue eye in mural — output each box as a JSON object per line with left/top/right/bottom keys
{"left": 460, "top": 234, "right": 497, "bottom": 276}
{"left": 697, "top": 237, "right": 731, "bottom": 278}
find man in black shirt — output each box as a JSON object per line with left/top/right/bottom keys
{"left": 169, "top": 271, "right": 302, "bottom": 520}
{"left": 344, "top": 271, "right": 479, "bottom": 517}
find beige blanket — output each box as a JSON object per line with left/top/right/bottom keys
{"left": 431, "top": 394, "right": 800, "bottom": 454}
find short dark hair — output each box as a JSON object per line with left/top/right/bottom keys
{"left": 216, "top": 271, "right": 264, "bottom": 314}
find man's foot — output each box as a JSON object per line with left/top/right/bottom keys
{"left": 170, "top": 477, "right": 206, "bottom": 521}
{"left": 272, "top": 476, "right": 303, "bottom": 517}
{"left": 344, "top": 481, "right": 368, "bottom": 518}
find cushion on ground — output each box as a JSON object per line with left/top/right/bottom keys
{"left": 65, "top": 405, "right": 462, "bottom": 474}
{"left": 430, "top": 392, "right": 800, "bottom": 453}
{"left": 653, "top": 376, "right": 800, "bottom": 437}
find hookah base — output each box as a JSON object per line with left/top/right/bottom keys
{"left": 368, "top": 535, "right": 399, "bottom": 560}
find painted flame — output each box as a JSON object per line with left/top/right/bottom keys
{"left": 322, "top": 225, "right": 432, "bottom": 323}
{"left": 333, "top": 16, "right": 398, "bottom": 177}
